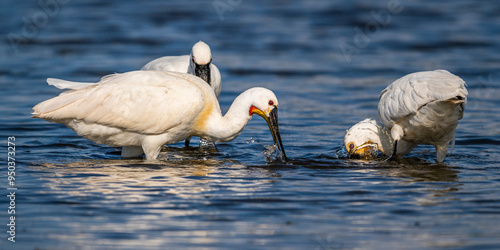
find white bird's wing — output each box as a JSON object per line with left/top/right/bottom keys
{"left": 47, "top": 78, "right": 97, "bottom": 90}
{"left": 210, "top": 63, "right": 222, "bottom": 99}
{"left": 141, "top": 55, "right": 190, "bottom": 72}
{"left": 379, "top": 70, "right": 468, "bottom": 128}
{"left": 33, "top": 71, "right": 207, "bottom": 135}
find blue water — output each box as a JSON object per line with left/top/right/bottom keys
{"left": 1, "top": 0, "right": 500, "bottom": 249}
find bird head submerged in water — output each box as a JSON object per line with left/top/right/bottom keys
{"left": 344, "top": 118, "right": 393, "bottom": 159}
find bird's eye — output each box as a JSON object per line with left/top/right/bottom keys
{"left": 349, "top": 143, "right": 355, "bottom": 150}
{"left": 192, "top": 57, "right": 195, "bottom": 63}
{"left": 268, "top": 100, "right": 274, "bottom": 106}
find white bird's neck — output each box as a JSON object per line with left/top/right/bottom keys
{"left": 201, "top": 90, "right": 256, "bottom": 142}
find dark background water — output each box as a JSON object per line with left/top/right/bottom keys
{"left": 1, "top": 0, "right": 500, "bottom": 249}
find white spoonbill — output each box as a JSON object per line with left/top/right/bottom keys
{"left": 344, "top": 118, "right": 393, "bottom": 159}
{"left": 46, "top": 41, "right": 222, "bottom": 147}
{"left": 32, "top": 71, "right": 286, "bottom": 161}
{"left": 378, "top": 70, "right": 468, "bottom": 163}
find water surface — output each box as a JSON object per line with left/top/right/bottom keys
{"left": 1, "top": 0, "right": 500, "bottom": 249}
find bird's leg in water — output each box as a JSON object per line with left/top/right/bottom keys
{"left": 121, "top": 146, "right": 144, "bottom": 158}
{"left": 199, "top": 138, "right": 218, "bottom": 152}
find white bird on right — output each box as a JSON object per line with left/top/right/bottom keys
{"left": 378, "top": 70, "right": 468, "bottom": 163}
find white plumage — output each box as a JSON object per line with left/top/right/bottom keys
{"left": 378, "top": 70, "right": 468, "bottom": 162}
{"left": 32, "top": 71, "right": 286, "bottom": 161}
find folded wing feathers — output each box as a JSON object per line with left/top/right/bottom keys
{"left": 32, "top": 86, "right": 96, "bottom": 118}
{"left": 33, "top": 71, "right": 207, "bottom": 135}
{"left": 379, "top": 70, "right": 468, "bottom": 127}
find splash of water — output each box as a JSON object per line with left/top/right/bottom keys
{"left": 246, "top": 138, "right": 256, "bottom": 144}
{"left": 263, "top": 144, "right": 287, "bottom": 164}
{"left": 199, "top": 138, "right": 218, "bottom": 152}
{"left": 246, "top": 138, "right": 286, "bottom": 163}
{"left": 334, "top": 146, "right": 349, "bottom": 159}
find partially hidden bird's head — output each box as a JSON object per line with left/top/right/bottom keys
{"left": 190, "top": 41, "right": 212, "bottom": 86}
{"left": 244, "top": 88, "right": 287, "bottom": 161}
{"left": 344, "top": 118, "right": 393, "bottom": 159}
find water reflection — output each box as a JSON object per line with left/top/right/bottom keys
{"left": 378, "top": 163, "right": 459, "bottom": 182}
{"left": 28, "top": 157, "right": 289, "bottom": 247}
{"left": 5, "top": 0, "right": 500, "bottom": 247}
{"left": 287, "top": 154, "right": 463, "bottom": 207}
{"left": 33, "top": 155, "right": 282, "bottom": 206}
{"left": 366, "top": 158, "right": 463, "bottom": 206}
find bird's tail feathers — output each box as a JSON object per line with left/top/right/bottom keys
{"left": 47, "top": 78, "right": 96, "bottom": 90}
{"left": 32, "top": 87, "right": 90, "bottom": 119}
